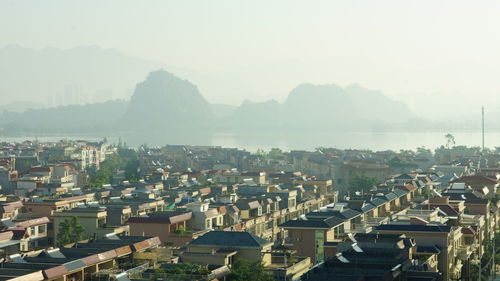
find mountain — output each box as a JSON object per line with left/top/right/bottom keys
{"left": 224, "top": 100, "right": 282, "bottom": 130}
{"left": 0, "top": 45, "right": 169, "bottom": 105}
{"left": 225, "top": 83, "right": 414, "bottom": 131}
{"left": 0, "top": 69, "right": 420, "bottom": 141}
{"left": 0, "top": 101, "right": 45, "bottom": 113}
{"left": 0, "top": 100, "right": 128, "bottom": 134}
{"left": 210, "top": 103, "right": 237, "bottom": 118}
{"left": 124, "top": 70, "right": 213, "bottom": 130}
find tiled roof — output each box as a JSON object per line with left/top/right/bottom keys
{"left": 307, "top": 209, "right": 361, "bottom": 220}
{"left": 384, "top": 192, "right": 398, "bottom": 201}
{"left": 417, "top": 204, "right": 459, "bottom": 216}
{"left": 452, "top": 176, "right": 498, "bottom": 185}
{"left": 442, "top": 193, "right": 489, "bottom": 204}
{"left": 370, "top": 197, "right": 387, "bottom": 207}
{"left": 416, "top": 245, "right": 441, "bottom": 254}
{"left": 279, "top": 216, "right": 344, "bottom": 229}
{"left": 127, "top": 211, "right": 192, "bottom": 224}
{"left": 392, "top": 189, "right": 407, "bottom": 197}
{"left": 376, "top": 224, "right": 452, "bottom": 233}
{"left": 189, "top": 230, "right": 271, "bottom": 248}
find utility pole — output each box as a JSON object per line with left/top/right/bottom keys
{"left": 479, "top": 259, "right": 482, "bottom": 281}
{"left": 492, "top": 234, "right": 496, "bottom": 281}
{"left": 482, "top": 106, "right": 485, "bottom": 154}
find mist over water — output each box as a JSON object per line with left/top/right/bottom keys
{"left": 2, "top": 131, "right": 497, "bottom": 152}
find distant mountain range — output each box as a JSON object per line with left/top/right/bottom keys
{"left": 0, "top": 69, "right": 419, "bottom": 139}
{"left": 225, "top": 83, "right": 414, "bottom": 131}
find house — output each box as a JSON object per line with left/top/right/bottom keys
{"left": 127, "top": 211, "right": 194, "bottom": 246}
{"left": 451, "top": 175, "right": 499, "bottom": 198}
{"left": 0, "top": 235, "right": 161, "bottom": 281}
{"left": 185, "top": 202, "right": 224, "bottom": 231}
{"left": 280, "top": 215, "right": 345, "bottom": 264}
{"left": 180, "top": 230, "right": 273, "bottom": 266}
{"left": 376, "top": 221, "right": 464, "bottom": 280}
{"left": 9, "top": 217, "right": 50, "bottom": 251}
{"left": 53, "top": 206, "right": 126, "bottom": 244}
{"left": 300, "top": 233, "right": 441, "bottom": 281}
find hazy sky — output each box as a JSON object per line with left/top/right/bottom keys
{"left": 1, "top": 0, "right": 499, "bottom": 116}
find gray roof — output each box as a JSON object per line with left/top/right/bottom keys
{"left": 370, "top": 197, "right": 387, "bottom": 207}
{"left": 307, "top": 209, "right": 361, "bottom": 220}
{"left": 376, "top": 224, "right": 451, "bottom": 233}
{"left": 392, "top": 189, "right": 407, "bottom": 197}
{"left": 189, "top": 231, "right": 270, "bottom": 249}
{"left": 280, "top": 216, "right": 344, "bottom": 229}
{"left": 384, "top": 192, "right": 398, "bottom": 201}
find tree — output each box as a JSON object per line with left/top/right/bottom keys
{"left": 56, "top": 217, "right": 85, "bottom": 247}
{"left": 445, "top": 133, "right": 455, "bottom": 149}
{"left": 268, "top": 148, "right": 283, "bottom": 159}
{"left": 118, "top": 148, "right": 141, "bottom": 182}
{"left": 229, "top": 259, "right": 275, "bottom": 281}
{"left": 399, "top": 149, "right": 415, "bottom": 157}
{"left": 348, "top": 174, "right": 379, "bottom": 193}
{"left": 164, "top": 263, "right": 210, "bottom": 275}
{"left": 124, "top": 159, "right": 140, "bottom": 182}
{"left": 388, "top": 157, "right": 402, "bottom": 167}
{"left": 416, "top": 146, "right": 432, "bottom": 158}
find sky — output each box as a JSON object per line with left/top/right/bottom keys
{"left": 1, "top": 0, "right": 499, "bottom": 117}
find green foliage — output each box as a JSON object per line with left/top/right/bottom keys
{"left": 164, "top": 263, "right": 210, "bottom": 275}
{"left": 445, "top": 133, "right": 455, "bottom": 148}
{"left": 118, "top": 148, "right": 141, "bottom": 182}
{"left": 399, "top": 149, "right": 415, "bottom": 157}
{"left": 348, "top": 174, "right": 379, "bottom": 193}
{"left": 388, "top": 157, "right": 403, "bottom": 167}
{"left": 56, "top": 217, "right": 85, "bottom": 247}
{"left": 268, "top": 148, "right": 283, "bottom": 159}
{"left": 470, "top": 232, "right": 500, "bottom": 281}
{"left": 415, "top": 146, "right": 432, "bottom": 158}
{"left": 124, "top": 159, "right": 140, "bottom": 182}
{"left": 173, "top": 226, "right": 192, "bottom": 235}
{"left": 256, "top": 149, "right": 267, "bottom": 156}
{"left": 86, "top": 148, "right": 141, "bottom": 187}
{"left": 229, "top": 259, "right": 274, "bottom": 281}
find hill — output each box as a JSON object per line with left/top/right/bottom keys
{"left": 124, "top": 70, "right": 214, "bottom": 130}
{"left": 0, "top": 100, "right": 128, "bottom": 134}
{"left": 224, "top": 83, "right": 414, "bottom": 131}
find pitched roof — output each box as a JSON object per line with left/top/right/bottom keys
{"left": 452, "top": 176, "right": 498, "bottom": 186}
{"left": 307, "top": 209, "right": 361, "bottom": 220}
{"left": 279, "top": 216, "right": 344, "bottom": 229}
{"left": 127, "top": 211, "right": 192, "bottom": 224}
{"left": 384, "top": 192, "right": 398, "bottom": 201}
{"left": 189, "top": 231, "right": 270, "bottom": 249}
{"left": 442, "top": 193, "right": 489, "bottom": 204}
{"left": 416, "top": 245, "right": 441, "bottom": 254}
{"left": 396, "top": 183, "right": 417, "bottom": 192}
{"left": 370, "top": 197, "right": 387, "bottom": 207}
{"left": 376, "top": 224, "right": 452, "bottom": 233}
{"left": 417, "top": 204, "right": 459, "bottom": 216}
{"left": 392, "top": 189, "right": 407, "bottom": 197}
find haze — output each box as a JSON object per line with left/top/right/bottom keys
{"left": 1, "top": 0, "right": 500, "bottom": 119}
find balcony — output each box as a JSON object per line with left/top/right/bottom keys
{"left": 457, "top": 245, "right": 472, "bottom": 260}
{"left": 266, "top": 256, "right": 312, "bottom": 281}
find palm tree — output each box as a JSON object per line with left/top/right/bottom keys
{"left": 445, "top": 133, "right": 455, "bottom": 149}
